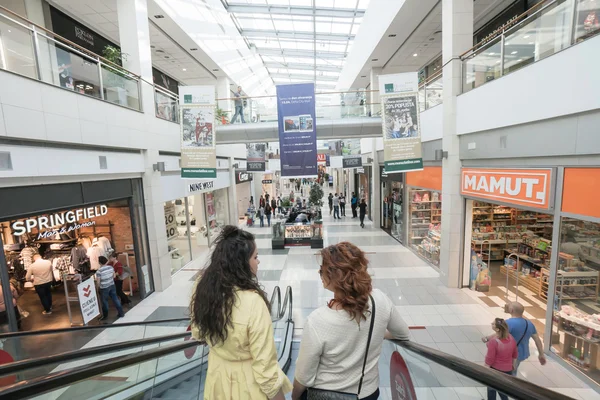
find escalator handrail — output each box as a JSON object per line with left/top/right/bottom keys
{"left": 270, "top": 285, "right": 282, "bottom": 315}
{"left": 389, "top": 339, "right": 573, "bottom": 400}
{"left": 271, "top": 286, "right": 293, "bottom": 323}
{"left": 0, "top": 317, "right": 190, "bottom": 339}
{"left": 0, "top": 339, "right": 202, "bottom": 400}
{"left": 0, "top": 331, "right": 191, "bottom": 377}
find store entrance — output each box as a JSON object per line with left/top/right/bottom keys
{"left": 467, "top": 200, "right": 554, "bottom": 339}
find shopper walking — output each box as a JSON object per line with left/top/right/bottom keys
{"left": 258, "top": 206, "right": 265, "bottom": 227}
{"left": 26, "top": 254, "right": 54, "bottom": 315}
{"left": 484, "top": 318, "right": 517, "bottom": 400}
{"left": 271, "top": 198, "right": 277, "bottom": 215}
{"left": 291, "top": 242, "right": 410, "bottom": 400}
{"left": 259, "top": 195, "right": 266, "bottom": 208}
{"left": 190, "top": 226, "right": 292, "bottom": 399}
{"left": 277, "top": 196, "right": 282, "bottom": 214}
{"left": 483, "top": 301, "right": 546, "bottom": 375}
{"left": 265, "top": 203, "right": 272, "bottom": 227}
{"left": 108, "top": 252, "right": 131, "bottom": 306}
{"left": 96, "top": 256, "right": 125, "bottom": 321}
{"left": 328, "top": 193, "right": 333, "bottom": 215}
{"left": 230, "top": 85, "right": 246, "bottom": 124}
{"left": 351, "top": 192, "right": 358, "bottom": 218}
{"left": 339, "top": 193, "right": 346, "bottom": 216}
{"left": 359, "top": 198, "right": 367, "bottom": 228}
{"left": 332, "top": 193, "right": 340, "bottom": 219}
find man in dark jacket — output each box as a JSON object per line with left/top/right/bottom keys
{"left": 328, "top": 193, "right": 333, "bottom": 215}
{"left": 351, "top": 192, "right": 358, "bottom": 218}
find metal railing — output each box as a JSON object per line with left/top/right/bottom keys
{"left": 418, "top": 72, "right": 443, "bottom": 111}
{"left": 155, "top": 85, "right": 180, "bottom": 123}
{"left": 0, "top": 5, "right": 142, "bottom": 111}
{"left": 461, "top": 0, "right": 599, "bottom": 93}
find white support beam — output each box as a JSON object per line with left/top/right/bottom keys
{"left": 242, "top": 29, "right": 354, "bottom": 41}
{"left": 227, "top": 4, "right": 365, "bottom": 18}
{"left": 258, "top": 48, "right": 347, "bottom": 59}
{"left": 264, "top": 62, "right": 342, "bottom": 72}
{"left": 270, "top": 73, "right": 338, "bottom": 81}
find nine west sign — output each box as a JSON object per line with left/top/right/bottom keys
{"left": 189, "top": 181, "right": 214, "bottom": 193}
{"left": 461, "top": 168, "right": 552, "bottom": 210}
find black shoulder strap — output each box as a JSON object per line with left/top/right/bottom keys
{"left": 516, "top": 319, "right": 530, "bottom": 347}
{"left": 358, "top": 295, "right": 376, "bottom": 395}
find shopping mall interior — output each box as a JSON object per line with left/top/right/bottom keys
{"left": 0, "top": 0, "right": 599, "bottom": 398}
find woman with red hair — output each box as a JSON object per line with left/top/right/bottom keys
{"left": 292, "top": 242, "right": 410, "bottom": 400}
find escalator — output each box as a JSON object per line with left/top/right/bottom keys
{"left": 0, "top": 285, "right": 293, "bottom": 400}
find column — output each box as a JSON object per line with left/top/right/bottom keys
{"left": 371, "top": 138, "right": 381, "bottom": 226}
{"left": 24, "top": 0, "right": 46, "bottom": 26}
{"left": 117, "top": 0, "right": 171, "bottom": 291}
{"left": 216, "top": 77, "right": 232, "bottom": 120}
{"left": 439, "top": 0, "right": 473, "bottom": 288}
{"left": 228, "top": 158, "right": 239, "bottom": 226}
{"left": 369, "top": 67, "right": 382, "bottom": 116}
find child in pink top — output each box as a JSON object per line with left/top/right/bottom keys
{"left": 485, "top": 318, "right": 517, "bottom": 400}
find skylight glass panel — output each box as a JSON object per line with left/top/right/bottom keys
{"left": 331, "top": 22, "right": 351, "bottom": 34}
{"left": 273, "top": 19, "right": 291, "bottom": 31}
{"left": 289, "top": 0, "right": 312, "bottom": 5}
{"left": 316, "top": 0, "right": 335, "bottom": 8}
{"left": 293, "top": 21, "right": 313, "bottom": 32}
{"left": 357, "top": 0, "right": 370, "bottom": 10}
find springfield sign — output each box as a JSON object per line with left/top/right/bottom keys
{"left": 77, "top": 278, "right": 100, "bottom": 325}
{"left": 12, "top": 205, "right": 108, "bottom": 238}
{"left": 461, "top": 168, "right": 552, "bottom": 210}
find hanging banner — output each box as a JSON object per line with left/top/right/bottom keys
{"left": 276, "top": 83, "right": 318, "bottom": 177}
{"left": 380, "top": 73, "right": 423, "bottom": 173}
{"left": 343, "top": 156, "right": 362, "bottom": 169}
{"left": 340, "top": 139, "right": 361, "bottom": 169}
{"left": 179, "top": 85, "right": 216, "bottom": 179}
{"left": 246, "top": 143, "right": 266, "bottom": 172}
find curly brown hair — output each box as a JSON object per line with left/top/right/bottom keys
{"left": 319, "top": 242, "right": 372, "bottom": 323}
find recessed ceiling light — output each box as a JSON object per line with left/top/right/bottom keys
{"left": 517, "top": 59, "right": 523, "bottom": 62}
{"left": 150, "top": 45, "right": 155, "bottom": 48}
{"left": 212, "top": 69, "right": 219, "bottom": 71}
{"left": 154, "top": 15, "right": 164, "bottom": 19}
{"left": 429, "top": 37, "right": 435, "bottom": 41}
{"left": 388, "top": 34, "right": 396, "bottom": 37}
{"left": 156, "top": 49, "right": 164, "bottom": 53}
{"left": 361, "top": 75, "right": 366, "bottom": 78}
{"left": 371, "top": 58, "right": 378, "bottom": 61}
{"left": 528, "top": 42, "right": 534, "bottom": 45}
{"left": 413, "top": 53, "right": 418, "bottom": 57}
{"left": 496, "top": 60, "right": 501, "bottom": 64}
{"left": 164, "top": 56, "right": 170, "bottom": 59}
{"left": 523, "top": 35, "right": 530, "bottom": 39}
{"left": 511, "top": 51, "right": 518, "bottom": 54}
{"left": 190, "top": 48, "right": 198, "bottom": 51}
{"left": 183, "top": 68, "right": 187, "bottom": 71}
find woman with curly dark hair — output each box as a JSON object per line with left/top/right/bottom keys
{"left": 292, "top": 242, "right": 410, "bottom": 400}
{"left": 190, "top": 225, "right": 291, "bottom": 399}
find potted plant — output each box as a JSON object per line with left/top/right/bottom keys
{"left": 309, "top": 183, "right": 324, "bottom": 220}
{"left": 102, "top": 45, "right": 130, "bottom": 105}
{"left": 215, "top": 107, "right": 230, "bottom": 125}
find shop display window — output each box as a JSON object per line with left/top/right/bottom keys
{"left": 409, "top": 189, "right": 441, "bottom": 266}
{"left": 164, "top": 198, "right": 193, "bottom": 275}
{"left": 551, "top": 218, "right": 600, "bottom": 382}
{"left": 205, "top": 189, "right": 230, "bottom": 245}
{"left": 575, "top": 0, "right": 600, "bottom": 43}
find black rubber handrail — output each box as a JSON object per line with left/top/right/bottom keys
{"left": 0, "top": 340, "right": 201, "bottom": 400}
{"left": 390, "top": 339, "right": 574, "bottom": 400}
{"left": 0, "top": 331, "right": 191, "bottom": 377}
{"left": 0, "top": 317, "right": 190, "bottom": 339}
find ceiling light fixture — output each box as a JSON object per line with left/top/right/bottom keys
{"left": 183, "top": 68, "right": 187, "bottom": 71}
{"left": 212, "top": 69, "right": 219, "bottom": 72}
{"left": 523, "top": 35, "right": 530, "bottom": 39}
{"left": 489, "top": 52, "right": 495, "bottom": 56}
{"left": 413, "top": 53, "right": 418, "bottom": 57}
{"left": 190, "top": 48, "right": 198, "bottom": 51}
{"left": 388, "top": 34, "right": 396, "bottom": 37}
{"left": 361, "top": 75, "right": 366, "bottom": 78}
{"left": 371, "top": 58, "right": 378, "bottom": 61}
{"left": 511, "top": 51, "right": 518, "bottom": 54}
{"left": 154, "top": 15, "right": 164, "bottom": 19}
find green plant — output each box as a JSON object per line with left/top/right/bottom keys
{"left": 215, "top": 107, "right": 229, "bottom": 125}
{"left": 101, "top": 45, "right": 129, "bottom": 88}
{"left": 309, "top": 183, "right": 324, "bottom": 208}
{"left": 281, "top": 197, "right": 292, "bottom": 207}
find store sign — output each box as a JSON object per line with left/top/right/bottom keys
{"left": 342, "top": 156, "right": 362, "bottom": 169}
{"left": 262, "top": 179, "right": 273, "bottom": 184}
{"left": 77, "top": 278, "right": 100, "bottom": 325}
{"left": 235, "top": 170, "right": 252, "bottom": 184}
{"left": 461, "top": 168, "right": 552, "bottom": 210}
{"left": 12, "top": 205, "right": 108, "bottom": 237}
{"left": 317, "top": 153, "right": 326, "bottom": 163}
{"left": 357, "top": 167, "right": 365, "bottom": 174}
{"left": 164, "top": 203, "right": 178, "bottom": 240}
{"left": 189, "top": 181, "right": 214, "bottom": 193}
{"left": 390, "top": 351, "right": 417, "bottom": 400}
{"left": 179, "top": 86, "right": 216, "bottom": 179}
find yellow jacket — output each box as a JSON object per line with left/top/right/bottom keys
{"left": 192, "top": 290, "right": 292, "bottom": 399}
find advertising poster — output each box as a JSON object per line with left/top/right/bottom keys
{"left": 470, "top": 248, "right": 491, "bottom": 292}
{"left": 379, "top": 72, "right": 423, "bottom": 173}
{"left": 341, "top": 139, "right": 362, "bottom": 169}
{"left": 276, "top": 83, "right": 318, "bottom": 177}
{"left": 205, "top": 193, "right": 216, "bottom": 228}
{"left": 179, "top": 85, "right": 216, "bottom": 179}
{"left": 390, "top": 351, "right": 417, "bottom": 400}
{"left": 77, "top": 278, "right": 100, "bottom": 324}
{"left": 164, "top": 203, "right": 177, "bottom": 241}
{"left": 246, "top": 143, "right": 266, "bottom": 172}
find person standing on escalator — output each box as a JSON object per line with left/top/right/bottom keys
{"left": 190, "top": 226, "right": 291, "bottom": 400}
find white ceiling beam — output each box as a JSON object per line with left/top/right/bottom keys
{"left": 242, "top": 29, "right": 354, "bottom": 41}
{"left": 227, "top": 4, "right": 365, "bottom": 18}
{"left": 258, "top": 48, "right": 347, "bottom": 59}
{"left": 263, "top": 62, "right": 341, "bottom": 72}
{"left": 270, "top": 73, "right": 338, "bottom": 81}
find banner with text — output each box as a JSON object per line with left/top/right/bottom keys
{"left": 179, "top": 85, "right": 216, "bottom": 178}
{"left": 246, "top": 143, "right": 266, "bottom": 172}
{"left": 276, "top": 83, "right": 317, "bottom": 177}
{"left": 379, "top": 73, "right": 423, "bottom": 173}
{"left": 77, "top": 278, "right": 100, "bottom": 325}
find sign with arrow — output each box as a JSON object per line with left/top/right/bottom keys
{"left": 77, "top": 277, "right": 100, "bottom": 324}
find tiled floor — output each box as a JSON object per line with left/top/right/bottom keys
{"left": 111, "top": 196, "right": 600, "bottom": 399}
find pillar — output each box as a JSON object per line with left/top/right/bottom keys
{"left": 24, "top": 0, "right": 46, "bottom": 26}
{"left": 228, "top": 157, "right": 239, "bottom": 226}
{"left": 371, "top": 138, "right": 381, "bottom": 226}
{"left": 439, "top": 0, "right": 473, "bottom": 287}
{"left": 216, "top": 77, "right": 232, "bottom": 119}
{"left": 369, "top": 67, "right": 382, "bottom": 116}
{"left": 117, "top": 0, "right": 171, "bottom": 291}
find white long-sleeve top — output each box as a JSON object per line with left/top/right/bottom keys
{"left": 295, "top": 289, "right": 409, "bottom": 398}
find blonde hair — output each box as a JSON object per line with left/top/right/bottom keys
{"left": 494, "top": 318, "right": 510, "bottom": 339}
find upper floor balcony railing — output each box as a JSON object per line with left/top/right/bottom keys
{"left": 0, "top": 5, "right": 142, "bottom": 111}
{"left": 418, "top": 72, "right": 443, "bottom": 112}
{"left": 461, "top": 0, "right": 600, "bottom": 93}
{"left": 155, "top": 85, "right": 179, "bottom": 123}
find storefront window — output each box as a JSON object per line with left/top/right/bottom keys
{"left": 551, "top": 218, "right": 600, "bottom": 381}
{"left": 575, "top": 0, "right": 600, "bottom": 43}
{"left": 165, "top": 198, "right": 192, "bottom": 275}
{"left": 205, "top": 189, "right": 230, "bottom": 245}
{"left": 409, "top": 188, "right": 441, "bottom": 266}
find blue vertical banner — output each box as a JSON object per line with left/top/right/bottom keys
{"left": 276, "top": 83, "right": 317, "bottom": 177}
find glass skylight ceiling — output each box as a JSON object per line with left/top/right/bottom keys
{"left": 225, "top": 0, "right": 369, "bottom": 91}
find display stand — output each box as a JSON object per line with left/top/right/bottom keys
{"left": 121, "top": 252, "right": 134, "bottom": 296}
{"left": 503, "top": 252, "right": 521, "bottom": 309}
{"left": 63, "top": 273, "right": 84, "bottom": 326}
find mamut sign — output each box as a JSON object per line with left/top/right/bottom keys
{"left": 461, "top": 168, "right": 552, "bottom": 210}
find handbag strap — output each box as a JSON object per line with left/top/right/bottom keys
{"left": 516, "top": 319, "right": 529, "bottom": 347}
{"left": 357, "top": 294, "right": 376, "bottom": 395}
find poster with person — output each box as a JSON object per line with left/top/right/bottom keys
{"left": 379, "top": 72, "right": 423, "bottom": 173}
{"left": 247, "top": 143, "right": 266, "bottom": 171}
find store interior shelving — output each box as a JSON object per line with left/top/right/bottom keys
{"left": 409, "top": 189, "right": 441, "bottom": 266}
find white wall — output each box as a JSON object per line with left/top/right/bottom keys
{"left": 160, "top": 169, "right": 232, "bottom": 202}
{"left": 0, "top": 71, "right": 180, "bottom": 152}
{"left": 421, "top": 104, "right": 443, "bottom": 142}
{"left": 457, "top": 35, "right": 600, "bottom": 135}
